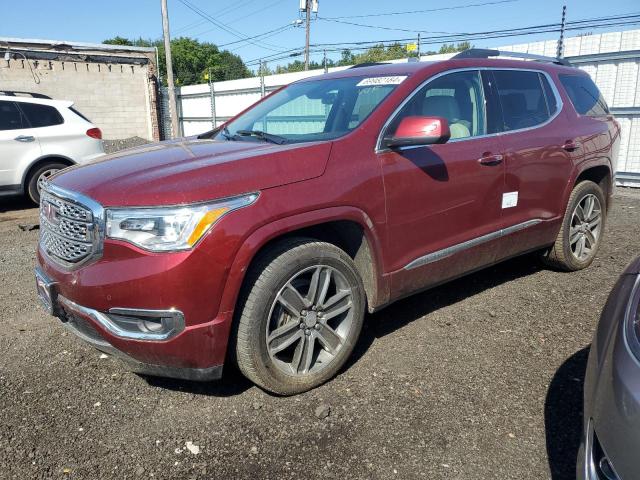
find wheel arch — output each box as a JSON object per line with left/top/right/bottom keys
{"left": 22, "top": 154, "right": 76, "bottom": 190}
{"left": 574, "top": 163, "right": 613, "bottom": 208}
{"left": 219, "top": 207, "right": 389, "bottom": 321}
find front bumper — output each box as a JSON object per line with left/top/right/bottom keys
{"left": 578, "top": 275, "right": 640, "bottom": 480}
{"left": 35, "top": 264, "right": 227, "bottom": 381}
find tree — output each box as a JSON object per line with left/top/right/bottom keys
{"left": 102, "top": 36, "right": 251, "bottom": 85}
{"left": 438, "top": 41, "right": 472, "bottom": 54}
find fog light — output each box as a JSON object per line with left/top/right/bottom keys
{"left": 107, "top": 307, "right": 185, "bottom": 340}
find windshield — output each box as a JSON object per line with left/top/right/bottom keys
{"left": 217, "top": 75, "right": 405, "bottom": 144}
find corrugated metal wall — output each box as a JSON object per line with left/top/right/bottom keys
{"left": 502, "top": 30, "right": 640, "bottom": 186}
{"left": 164, "top": 30, "right": 640, "bottom": 186}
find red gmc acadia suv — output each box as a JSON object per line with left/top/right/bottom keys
{"left": 35, "top": 50, "right": 620, "bottom": 395}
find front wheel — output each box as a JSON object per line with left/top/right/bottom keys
{"left": 234, "top": 238, "right": 365, "bottom": 395}
{"left": 542, "top": 180, "right": 606, "bottom": 271}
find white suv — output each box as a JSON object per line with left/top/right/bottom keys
{"left": 0, "top": 92, "right": 105, "bottom": 204}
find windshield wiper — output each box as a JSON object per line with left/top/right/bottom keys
{"left": 235, "top": 130, "right": 288, "bottom": 145}
{"left": 219, "top": 126, "right": 235, "bottom": 141}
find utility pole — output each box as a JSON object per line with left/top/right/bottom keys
{"left": 417, "top": 33, "right": 421, "bottom": 59}
{"left": 304, "top": 0, "right": 311, "bottom": 70}
{"left": 323, "top": 50, "right": 328, "bottom": 73}
{"left": 556, "top": 5, "right": 567, "bottom": 59}
{"left": 161, "top": 0, "right": 179, "bottom": 138}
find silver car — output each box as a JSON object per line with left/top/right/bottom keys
{"left": 579, "top": 256, "right": 640, "bottom": 480}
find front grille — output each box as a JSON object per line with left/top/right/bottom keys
{"left": 39, "top": 188, "right": 99, "bottom": 267}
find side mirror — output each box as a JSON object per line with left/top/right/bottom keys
{"left": 383, "top": 116, "right": 451, "bottom": 149}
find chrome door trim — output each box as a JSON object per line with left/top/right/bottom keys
{"left": 403, "top": 219, "right": 542, "bottom": 270}
{"left": 376, "top": 67, "right": 564, "bottom": 153}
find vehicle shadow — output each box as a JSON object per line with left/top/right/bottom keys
{"left": 143, "top": 253, "right": 544, "bottom": 398}
{"left": 140, "top": 365, "right": 253, "bottom": 397}
{"left": 0, "top": 196, "right": 37, "bottom": 214}
{"left": 544, "top": 346, "right": 590, "bottom": 480}
{"left": 347, "top": 253, "right": 543, "bottom": 367}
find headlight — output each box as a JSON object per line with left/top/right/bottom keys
{"left": 105, "top": 193, "right": 258, "bottom": 251}
{"left": 624, "top": 275, "right": 640, "bottom": 360}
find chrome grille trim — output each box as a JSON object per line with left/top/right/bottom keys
{"left": 39, "top": 182, "right": 105, "bottom": 269}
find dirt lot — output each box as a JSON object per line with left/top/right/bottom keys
{"left": 1, "top": 188, "right": 639, "bottom": 480}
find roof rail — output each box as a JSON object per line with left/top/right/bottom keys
{"left": 0, "top": 90, "right": 52, "bottom": 99}
{"left": 453, "top": 48, "right": 572, "bottom": 67}
{"left": 349, "top": 62, "right": 390, "bottom": 69}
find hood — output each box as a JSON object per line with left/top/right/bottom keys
{"left": 52, "top": 138, "right": 332, "bottom": 207}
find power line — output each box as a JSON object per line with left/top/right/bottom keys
{"left": 176, "top": 0, "right": 289, "bottom": 52}
{"left": 242, "top": 14, "right": 640, "bottom": 67}
{"left": 323, "top": 0, "right": 519, "bottom": 19}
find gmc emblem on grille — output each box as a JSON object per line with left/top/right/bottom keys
{"left": 43, "top": 201, "right": 60, "bottom": 226}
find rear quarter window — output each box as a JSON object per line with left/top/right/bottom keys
{"left": 18, "top": 103, "right": 64, "bottom": 128}
{"left": 559, "top": 74, "right": 609, "bottom": 117}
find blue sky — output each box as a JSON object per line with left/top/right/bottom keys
{"left": 2, "top": 0, "right": 639, "bottom": 68}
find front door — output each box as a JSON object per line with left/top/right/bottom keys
{"left": 0, "top": 100, "right": 41, "bottom": 189}
{"left": 378, "top": 70, "right": 506, "bottom": 298}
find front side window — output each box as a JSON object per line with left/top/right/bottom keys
{"left": 559, "top": 74, "right": 609, "bottom": 117}
{"left": 492, "top": 70, "right": 554, "bottom": 131}
{"left": 219, "top": 76, "right": 401, "bottom": 143}
{"left": 18, "top": 103, "right": 64, "bottom": 128}
{"left": 386, "top": 70, "right": 487, "bottom": 141}
{"left": 0, "top": 101, "right": 26, "bottom": 131}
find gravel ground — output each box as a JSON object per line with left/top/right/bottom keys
{"left": 1, "top": 186, "right": 639, "bottom": 480}
{"left": 102, "top": 137, "right": 149, "bottom": 154}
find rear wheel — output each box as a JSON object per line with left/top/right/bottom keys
{"left": 234, "top": 238, "right": 365, "bottom": 395}
{"left": 27, "top": 162, "right": 67, "bottom": 204}
{"left": 542, "top": 180, "right": 606, "bottom": 271}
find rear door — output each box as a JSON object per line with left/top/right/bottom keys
{"left": 489, "top": 69, "right": 573, "bottom": 256}
{"left": 0, "top": 100, "right": 41, "bottom": 188}
{"left": 17, "top": 102, "right": 67, "bottom": 155}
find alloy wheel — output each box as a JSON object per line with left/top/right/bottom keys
{"left": 265, "top": 265, "right": 355, "bottom": 376}
{"left": 569, "top": 193, "right": 602, "bottom": 261}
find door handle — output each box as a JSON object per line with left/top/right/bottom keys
{"left": 478, "top": 153, "right": 503, "bottom": 166}
{"left": 15, "top": 135, "right": 35, "bottom": 143}
{"left": 562, "top": 140, "right": 581, "bottom": 152}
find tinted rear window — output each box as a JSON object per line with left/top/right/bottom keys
{"left": 492, "top": 70, "right": 554, "bottom": 131}
{"left": 18, "top": 103, "right": 64, "bottom": 128}
{"left": 0, "top": 101, "right": 26, "bottom": 130}
{"left": 559, "top": 74, "right": 609, "bottom": 116}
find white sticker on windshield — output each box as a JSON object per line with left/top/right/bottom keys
{"left": 357, "top": 76, "right": 407, "bottom": 87}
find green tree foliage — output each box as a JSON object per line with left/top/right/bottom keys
{"left": 438, "top": 41, "right": 473, "bottom": 54}
{"left": 103, "top": 36, "right": 251, "bottom": 85}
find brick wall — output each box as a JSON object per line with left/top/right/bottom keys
{"left": 0, "top": 58, "right": 157, "bottom": 140}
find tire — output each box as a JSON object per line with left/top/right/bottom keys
{"left": 234, "top": 238, "right": 365, "bottom": 395}
{"left": 27, "top": 162, "right": 67, "bottom": 204}
{"left": 542, "top": 180, "right": 606, "bottom": 271}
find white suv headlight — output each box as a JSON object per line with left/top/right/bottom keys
{"left": 105, "top": 193, "right": 258, "bottom": 252}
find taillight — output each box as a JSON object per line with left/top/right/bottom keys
{"left": 86, "top": 128, "right": 102, "bottom": 140}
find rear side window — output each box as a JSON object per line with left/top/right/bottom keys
{"left": 0, "top": 101, "right": 26, "bottom": 130}
{"left": 18, "top": 103, "right": 64, "bottom": 128}
{"left": 492, "top": 70, "right": 555, "bottom": 131}
{"left": 559, "top": 74, "right": 609, "bottom": 116}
